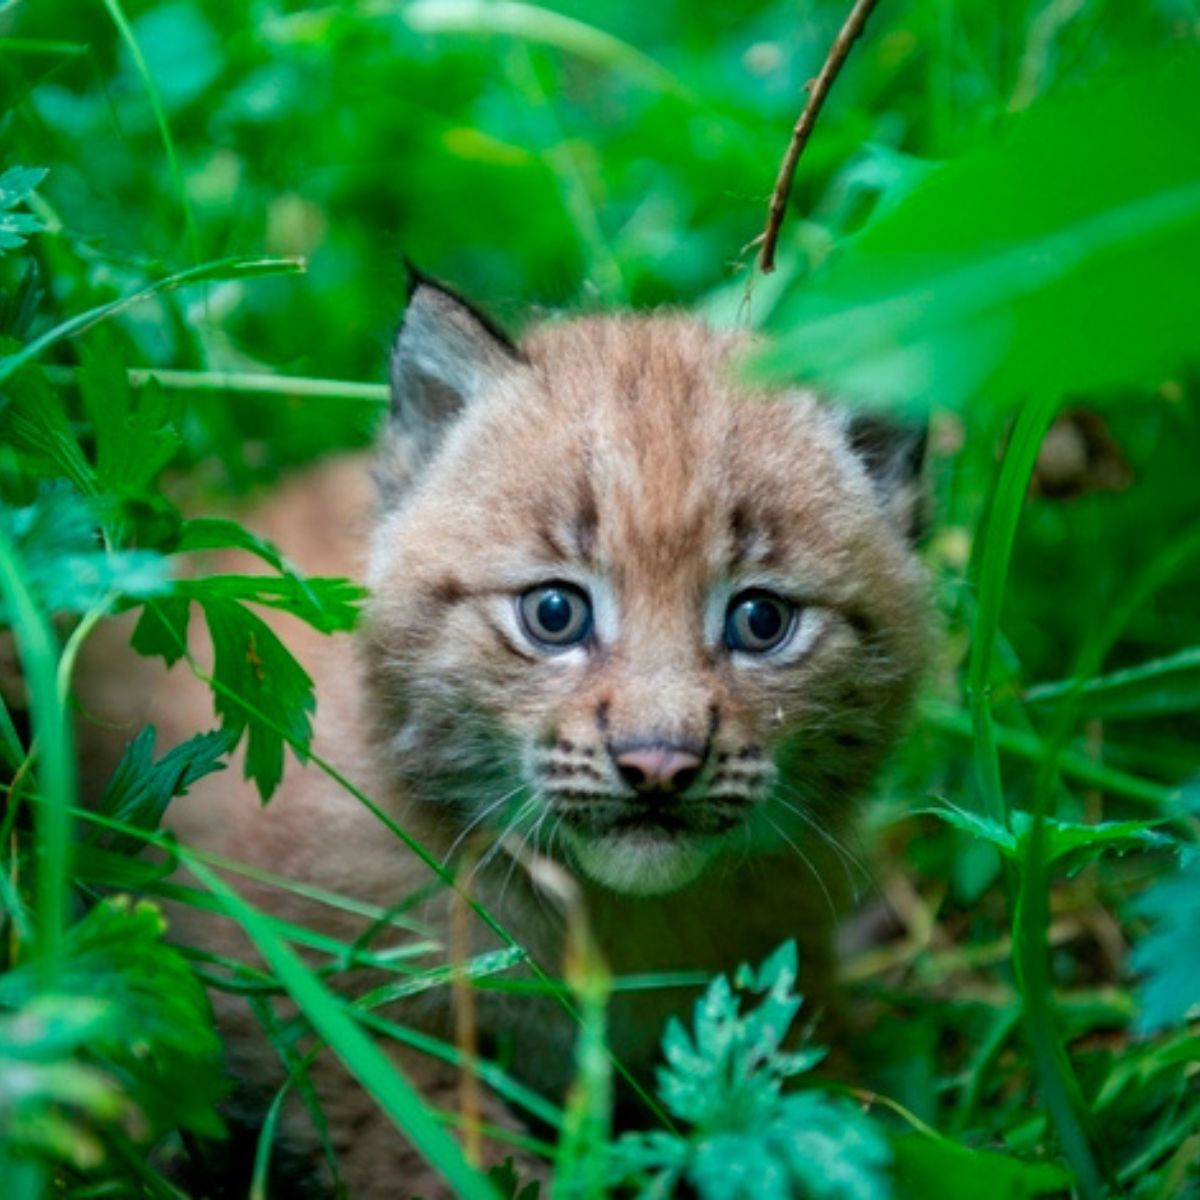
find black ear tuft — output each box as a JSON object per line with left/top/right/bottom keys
{"left": 389, "top": 266, "right": 524, "bottom": 456}
{"left": 845, "top": 411, "right": 928, "bottom": 542}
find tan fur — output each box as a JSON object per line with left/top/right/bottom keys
{"left": 77, "top": 305, "right": 928, "bottom": 1198}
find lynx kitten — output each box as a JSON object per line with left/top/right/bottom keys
{"left": 89, "top": 276, "right": 928, "bottom": 1197}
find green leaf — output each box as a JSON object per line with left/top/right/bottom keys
{"left": 922, "top": 804, "right": 1169, "bottom": 873}
{"left": 180, "top": 574, "right": 365, "bottom": 635}
{"left": 755, "top": 52, "right": 1200, "bottom": 413}
{"left": 0, "top": 352, "right": 96, "bottom": 496}
{"left": 200, "top": 595, "right": 316, "bottom": 801}
{"left": 613, "top": 942, "right": 886, "bottom": 1200}
{"left": 78, "top": 329, "right": 182, "bottom": 502}
{"left": 1129, "top": 847, "right": 1200, "bottom": 1033}
{"left": 0, "top": 254, "right": 304, "bottom": 386}
{"left": 130, "top": 593, "right": 191, "bottom": 667}
{"left": 0, "top": 166, "right": 47, "bottom": 255}
{"left": 1026, "top": 647, "right": 1200, "bottom": 721}
{"left": 891, "top": 1135, "right": 1071, "bottom": 1200}
{"left": 186, "top": 858, "right": 499, "bottom": 1200}
{"left": 0, "top": 487, "right": 170, "bottom": 620}
{"left": 0, "top": 898, "right": 227, "bottom": 1143}
{"left": 91, "top": 725, "right": 234, "bottom": 854}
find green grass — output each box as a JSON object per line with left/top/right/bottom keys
{"left": 2, "top": 1, "right": 1199, "bottom": 1197}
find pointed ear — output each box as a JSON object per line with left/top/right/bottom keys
{"left": 389, "top": 270, "right": 524, "bottom": 455}
{"left": 844, "top": 411, "right": 928, "bottom": 542}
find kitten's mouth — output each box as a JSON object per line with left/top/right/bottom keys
{"left": 553, "top": 803, "right": 734, "bottom": 895}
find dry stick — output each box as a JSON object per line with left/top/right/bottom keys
{"left": 758, "top": 0, "right": 882, "bottom": 273}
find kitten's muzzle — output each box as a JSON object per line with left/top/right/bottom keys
{"left": 609, "top": 739, "right": 705, "bottom": 797}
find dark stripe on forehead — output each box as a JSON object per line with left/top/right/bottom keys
{"left": 573, "top": 473, "right": 599, "bottom": 564}
{"left": 430, "top": 575, "right": 467, "bottom": 606}
{"left": 534, "top": 519, "right": 570, "bottom": 562}
{"left": 728, "top": 499, "right": 779, "bottom": 571}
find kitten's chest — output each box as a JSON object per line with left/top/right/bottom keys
{"left": 471, "top": 850, "right": 842, "bottom": 1102}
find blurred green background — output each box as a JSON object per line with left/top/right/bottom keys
{"left": 2, "top": 2, "right": 1200, "bottom": 1190}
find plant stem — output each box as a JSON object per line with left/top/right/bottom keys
{"left": 966, "top": 393, "right": 1108, "bottom": 1198}
{"left": 0, "top": 531, "right": 75, "bottom": 979}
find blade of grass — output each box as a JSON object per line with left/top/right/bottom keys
{"left": 149, "top": 601, "right": 675, "bottom": 1129}
{"left": 967, "top": 393, "right": 1107, "bottom": 1199}
{"left": 44, "top": 364, "right": 389, "bottom": 404}
{"left": 186, "top": 857, "right": 500, "bottom": 1200}
{"left": 100, "top": 0, "right": 199, "bottom": 264}
{"left": 402, "top": 0, "right": 694, "bottom": 99}
{"left": 968, "top": 393, "right": 1060, "bottom": 832}
{"left": 0, "top": 530, "right": 74, "bottom": 978}
{"left": 0, "top": 255, "right": 304, "bottom": 385}
{"left": 921, "top": 700, "right": 1178, "bottom": 810}
{"left": 0, "top": 38, "right": 89, "bottom": 58}
{"left": 31, "top": 782, "right": 567, "bottom": 1132}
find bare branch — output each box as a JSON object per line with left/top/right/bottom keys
{"left": 758, "top": 0, "right": 881, "bottom": 274}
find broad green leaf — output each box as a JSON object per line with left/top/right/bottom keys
{"left": 130, "top": 593, "right": 191, "bottom": 667}
{"left": 0, "top": 166, "right": 47, "bottom": 255}
{"left": 755, "top": 53, "right": 1200, "bottom": 413}
{"left": 891, "top": 1135, "right": 1071, "bottom": 1200}
{"left": 0, "top": 353, "right": 96, "bottom": 496}
{"left": 1129, "top": 847, "right": 1200, "bottom": 1033}
{"left": 1026, "top": 647, "right": 1200, "bottom": 721}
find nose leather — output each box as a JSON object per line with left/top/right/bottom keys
{"left": 612, "top": 743, "right": 704, "bottom": 796}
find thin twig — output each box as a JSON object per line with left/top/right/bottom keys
{"left": 758, "top": 0, "right": 882, "bottom": 273}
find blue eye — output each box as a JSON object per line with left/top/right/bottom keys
{"left": 725, "top": 591, "right": 795, "bottom": 654}
{"left": 519, "top": 584, "right": 592, "bottom": 648}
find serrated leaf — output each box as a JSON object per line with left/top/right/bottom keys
{"left": 130, "top": 593, "right": 191, "bottom": 666}
{"left": 91, "top": 725, "right": 234, "bottom": 853}
{"left": 78, "top": 328, "right": 182, "bottom": 502}
{"left": 0, "top": 898, "right": 226, "bottom": 1143}
{"left": 921, "top": 804, "right": 1168, "bottom": 872}
{"left": 200, "top": 595, "right": 316, "bottom": 801}
{"left": 0, "top": 486, "right": 170, "bottom": 620}
{"left": 0, "top": 165, "right": 47, "bottom": 255}
{"left": 180, "top": 573, "right": 365, "bottom": 634}
{"left": 617, "top": 942, "right": 888, "bottom": 1200}
{"left": 1130, "top": 846, "right": 1200, "bottom": 1033}
{"left": 0, "top": 349, "right": 96, "bottom": 496}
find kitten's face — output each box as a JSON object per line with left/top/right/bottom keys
{"left": 364, "top": 283, "right": 927, "bottom": 895}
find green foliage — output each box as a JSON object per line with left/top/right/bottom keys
{"left": 1026, "top": 646, "right": 1200, "bottom": 722}
{"left": 0, "top": 897, "right": 226, "bottom": 1172}
{"left": 1129, "top": 847, "right": 1200, "bottom": 1033}
{"left": 754, "top": 53, "right": 1200, "bottom": 415}
{"left": 1, "top": 0, "right": 1199, "bottom": 1196}
{"left": 612, "top": 942, "right": 892, "bottom": 1200}
{"left": 90, "top": 726, "right": 234, "bottom": 855}
{"left": 890, "top": 1136, "right": 1070, "bottom": 1200}
{"left": 0, "top": 488, "right": 169, "bottom": 621}
{"left": 925, "top": 804, "right": 1171, "bottom": 875}
{"left": 0, "top": 166, "right": 46, "bottom": 256}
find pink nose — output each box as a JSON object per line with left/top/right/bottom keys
{"left": 613, "top": 743, "right": 704, "bottom": 796}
